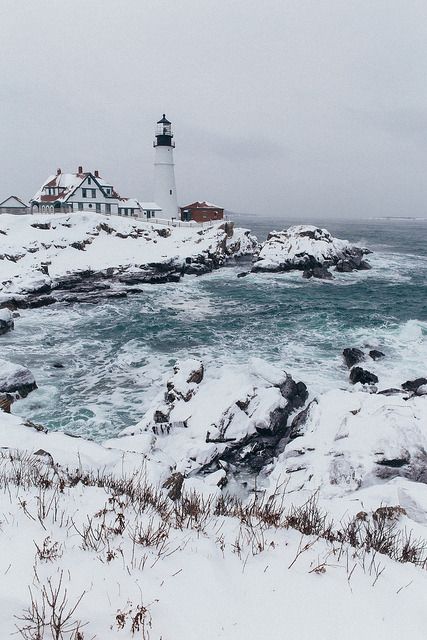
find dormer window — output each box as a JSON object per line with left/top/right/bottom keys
{"left": 87, "top": 177, "right": 92, "bottom": 185}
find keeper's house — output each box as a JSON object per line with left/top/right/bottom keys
{"left": 0, "top": 196, "right": 29, "bottom": 215}
{"left": 30, "top": 167, "right": 144, "bottom": 218}
{"left": 180, "top": 201, "right": 224, "bottom": 223}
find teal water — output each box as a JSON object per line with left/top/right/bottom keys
{"left": 2, "top": 216, "right": 427, "bottom": 441}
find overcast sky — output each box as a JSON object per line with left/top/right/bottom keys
{"left": 1, "top": 0, "right": 427, "bottom": 218}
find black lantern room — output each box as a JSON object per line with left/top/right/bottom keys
{"left": 154, "top": 114, "right": 175, "bottom": 147}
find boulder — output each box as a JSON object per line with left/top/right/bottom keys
{"left": 0, "top": 358, "right": 37, "bottom": 398}
{"left": 369, "top": 349, "right": 385, "bottom": 361}
{"left": 0, "top": 309, "right": 14, "bottom": 335}
{"left": 349, "top": 367, "right": 378, "bottom": 386}
{"left": 343, "top": 348, "right": 365, "bottom": 369}
{"left": 402, "top": 377, "right": 427, "bottom": 392}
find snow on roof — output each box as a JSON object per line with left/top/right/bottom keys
{"left": 181, "top": 201, "right": 223, "bottom": 210}
{"left": 0, "top": 196, "right": 28, "bottom": 208}
{"left": 31, "top": 171, "right": 123, "bottom": 203}
{"left": 119, "top": 198, "right": 141, "bottom": 209}
{"left": 140, "top": 202, "right": 162, "bottom": 210}
{"left": 31, "top": 173, "right": 84, "bottom": 203}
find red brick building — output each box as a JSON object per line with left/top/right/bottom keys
{"left": 180, "top": 201, "right": 224, "bottom": 223}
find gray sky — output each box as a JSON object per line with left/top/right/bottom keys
{"left": 1, "top": 0, "right": 427, "bottom": 218}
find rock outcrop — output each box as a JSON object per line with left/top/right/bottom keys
{"left": 0, "top": 358, "right": 37, "bottom": 398}
{"left": 115, "top": 358, "right": 308, "bottom": 482}
{"left": 252, "top": 225, "right": 371, "bottom": 278}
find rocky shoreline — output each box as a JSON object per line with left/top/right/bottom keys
{"left": 0, "top": 213, "right": 258, "bottom": 308}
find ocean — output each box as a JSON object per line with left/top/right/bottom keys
{"left": 2, "top": 215, "right": 427, "bottom": 441}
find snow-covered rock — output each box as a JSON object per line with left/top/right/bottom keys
{"left": 267, "top": 388, "right": 427, "bottom": 498}
{"left": 115, "top": 358, "right": 307, "bottom": 482}
{"left": 0, "top": 358, "right": 37, "bottom": 398}
{"left": 252, "top": 225, "right": 371, "bottom": 276}
{"left": 0, "top": 308, "right": 14, "bottom": 334}
{"left": 0, "top": 213, "right": 258, "bottom": 306}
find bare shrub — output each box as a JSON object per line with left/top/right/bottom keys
{"left": 115, "top": 601, "right": 152, "bottom": 638}
{"left": 16, "top": 571, "right": 86, "bottom": 640}
{"left": 34, "top": 536, "right": 63, "bottom": 563}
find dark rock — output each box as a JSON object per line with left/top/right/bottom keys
{"left": 302, "top": 266, "right": 333, "bottom": 280}
{"left": 343, "top": 348, "right": 365, "bottom": 369}
{"left": 377, "top": 388, "right": 405, "bottom": 396}
{"left": 0, "top": 393, "right": 13, "bottom": 413}
{"left": 154, "top": 227, "right": 171, "bottom": 238}
{"left": 369, "top": 349, "right": 385, "bottom": 361}
{"left": 23, "top": 420, "right": 48, "bottom": 433}
{"left": 0, "top": 310, "right": 14, "bottom": 335}
{"left": 154, "top": 408, "right": 171, "bottom": 424}
{"left": 237, "top": 272, "right": 249, "bottom": 278}
{"left": 376, "top": 457, "right": 409, "bottom": 468}
{"left": 349, "top": 367, "right": 378, "bottom": 385}
{"left": 402, "top": 377, "right": 427, "bottom": 392}
{"left": 187, "top": 363, "right": 204, "bottom": 385}
{"left": 288, "top": 399, "right": 317, "bottom": 440}
{"left": 183, "top": 263, "right": 212, "bottom": 276}
{"left": 25, "top": 296, "right": 57, "bottom": 309}
{"left": 31, "top": 222, "right": 51, "bottom": 230}
{"left": 52, "top": 362, "right": 65, "bottom": 369}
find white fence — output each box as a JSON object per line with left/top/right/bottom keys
{"left": 146, "top": 216, "right": 229, "bottom": 229}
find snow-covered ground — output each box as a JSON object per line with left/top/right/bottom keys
{"left": 0, "top": 212, "right": 257, "bottom": 303}
{"left": 1, "top": 402, "right": 427, "bottom": 639}
{"left": 1, "top": 353, "right": 427, "bottom": 637}
{"left": 1, "top": 215, "right": 427, "bottom": 637}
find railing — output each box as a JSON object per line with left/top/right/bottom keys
{"left": 145, "top": 217, "right": 228, "bottom": 229}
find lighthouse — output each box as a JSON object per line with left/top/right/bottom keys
{"left": 153, "top": 114, "right": 178, "bottom": 219}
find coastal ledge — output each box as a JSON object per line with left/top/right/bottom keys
{"left": 0, "top": 213, "right": 258, "bottom": 307}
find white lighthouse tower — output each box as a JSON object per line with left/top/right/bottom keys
{"left": 153, "top": 114, "right": 178, "bottom": 219}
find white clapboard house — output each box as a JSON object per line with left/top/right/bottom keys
{"left": 0, "top": 196, "right": 29, "bottom": 215}
{"left": 30, "top": 167, "right": 159, "bottom": 219}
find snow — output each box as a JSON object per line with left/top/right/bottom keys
{"left": 0, "top": 406, "right": 427, "bottom": 638}
{"left": 0, "top": 212, "right": 257, "bottom": 301}
{"left": 0, "top": 354, "right": 427, "bottom": 636}
{"left": 0, "top": 357, "right": 36, "bottom": 394}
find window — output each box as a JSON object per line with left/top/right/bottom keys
{"left": 78, "top": 202, "right": 83, "bottom": 211}
{"left": 88, "top": 203, "right": 93, "bottom": 208}
{"left": 82, "top": 189, "right": 87, "bottom": 198}
{"left": 87, "top": 177, "right": 91, "bottom": 185}
{"left": 106, "top": 188, "right": 111, "bottom": 195}
{"left": 106, "top": 204, "right": 111, "bottom": 213}
{"left": 170, "top": 189, "right": 172, "bottom": 195}
{"left": 91, "top": 189, "right": 96, "bottom": 198}
{"left": 96, "top": 203, "right": 101, "bottom": 212}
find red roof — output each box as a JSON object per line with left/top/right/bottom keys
{"left": 180, "top": 201, "right": 223, "bottom": 210}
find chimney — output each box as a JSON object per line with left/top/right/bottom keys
{"left": 78, "top": 165, "right": 83, "bottom": 174}
{"left": 94, "top": 169, "right": 99, "bottom": 177}
{"left": 57, "top": 168, "right": 61, "bottom": 175}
